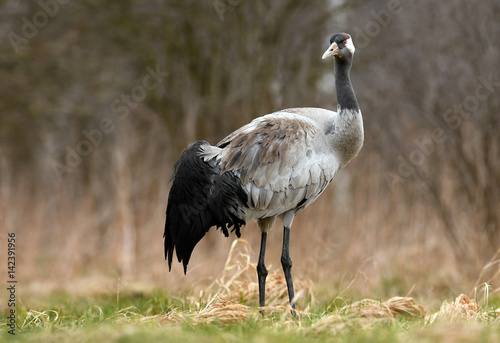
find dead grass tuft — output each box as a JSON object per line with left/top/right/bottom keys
{"left": 312, "top": 296, "right": 428, "bottom": 333}
{"left": 426, "top": 294, "right": 485, "bottom": 324}
{"left": 196, "top": 294, "right": 251, "bottom": 323}
{"left": 21, "top": 310, "right": 60, "bottom": 329}
{"left": 344, "top": 296, "right": 428, "bottom": 319}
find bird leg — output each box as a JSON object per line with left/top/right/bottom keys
{"left": 281, "top": 225, "right": 297, "bottom": 314}
{"left": 257, "top": 231, "right": 268, "bottom": 314}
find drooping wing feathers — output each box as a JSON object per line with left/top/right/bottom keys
{"left": 217, "top": 112, "right": 340, "bottom": 216}
{"left": 164, "top": 141, "right": 247, "bottom": 274}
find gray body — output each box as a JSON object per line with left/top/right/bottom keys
{"left": 200, "top": 106, "right": 363, "bottom": 232}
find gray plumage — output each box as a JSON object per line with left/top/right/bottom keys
{"left": 164, "top": 32, "right": 363, "bottom": 312}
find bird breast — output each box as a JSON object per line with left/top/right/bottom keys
{"left": 325, "top": 109, "right": 364, "bottom": 167}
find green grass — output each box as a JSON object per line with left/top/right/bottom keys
{"left": 3, "top": 289, "right": 500, "bottom": 343}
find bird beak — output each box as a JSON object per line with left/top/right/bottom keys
{"left": 322, "top": 42, "right": 339, "bottom": 59}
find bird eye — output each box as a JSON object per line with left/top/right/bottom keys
{"left": 343, "top": 40, "right": 347, "bottom": 45}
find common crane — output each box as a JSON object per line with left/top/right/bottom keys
{"left": 164, "top": 33, "right": 363, "bottom": 311}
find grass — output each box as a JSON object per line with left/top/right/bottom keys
{"left": 4, "top": 290, "right": 500, "bottom": 343}
{"left": 3, "top": 240, "right": 500, "bottom": 342}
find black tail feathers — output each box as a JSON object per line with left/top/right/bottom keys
{"left": 164, "top": 141, "right": 247, "bottom": 274}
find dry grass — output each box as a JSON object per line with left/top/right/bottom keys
{"left": 426, "top": 294, "right": 486, "bottom": 324}
{"left": 475, "top": 248, "right": 500, "bottom": 294}
{"left": 341, "top": 296, "right": 428, "bottom": 319}
{"left": 155, "top": 240, "right": 498, "bottom": 328}
{"left": 204, "top": 239, "right": 314, "bottom": 307}
{"left": 159, "top": 239, "right": 314, "bottom": 324}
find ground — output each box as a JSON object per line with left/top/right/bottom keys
{"left": 3, "top": 290, "right": 500, "bottom": 343}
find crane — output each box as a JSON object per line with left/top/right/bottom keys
{"left": 164, "top": 33, "right": 363, "bottom": 311}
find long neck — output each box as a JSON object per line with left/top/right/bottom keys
{"left": 334, "top": 58, "right": 359, "bottom": 112}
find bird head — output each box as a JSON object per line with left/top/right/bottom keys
{"left": 322, "top": 33, "right": 355, "bottom": 61}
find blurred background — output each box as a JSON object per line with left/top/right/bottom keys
{"left": 1, "top": 0, "right": 499, "bottom": 304}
